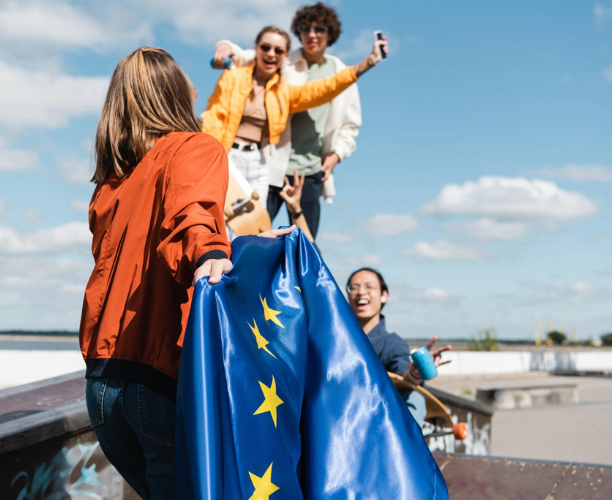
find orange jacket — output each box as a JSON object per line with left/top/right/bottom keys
{"left": 201, "top": 65, "right": 358, "bottom": 152}
{"left": 79, "top": 132, "right": 230, "bottom": 395}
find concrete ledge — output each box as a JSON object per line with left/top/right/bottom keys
{"left": 428, "top": 386, "right": 493, "bottom": 416}
{"left": 476, "top": 383, "right": 578, "bottom": 410}
{"left": 0, "top": 400, "right": 90, "bottom": 454}
{"left": 0, "top": 371, "right": 88, "bottom": 454}
{"left": 437, "top": 350, "right": 612, "bottom": 377}
{"left": 554, "top": 370, "right": 612, "bottom": 378}
{"left": 434, "top": 452, "right": 612, "bottom": 499}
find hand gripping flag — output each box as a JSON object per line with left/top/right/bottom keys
{"left": 176, "top": 229, "right": 448, "bottom": 499}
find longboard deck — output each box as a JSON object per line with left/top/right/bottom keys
{"left": 225, "top": 159, "right": 271, "bottom": 236}
{"left": 388, "top": 372, "right": 453, "bottom": 427}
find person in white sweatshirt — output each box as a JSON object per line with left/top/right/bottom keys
{"left": 213, "top": 2, "right": 364, "bottom": 239}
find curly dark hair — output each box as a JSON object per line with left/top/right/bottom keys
{"left": 291, "top": 2, "right": 342, "bottom": 47}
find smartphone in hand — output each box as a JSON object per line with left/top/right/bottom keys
{"left": 373, "top": 30, "right": 387, "bottom": 60}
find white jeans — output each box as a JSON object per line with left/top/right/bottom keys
{"left": 227, "top": 144, "right": 268, "bottom": 202}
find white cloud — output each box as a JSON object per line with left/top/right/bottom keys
{"left": 415, "top": 288, "right": 449, "bottom": 301}
{"left": 509, "top": 279, "right": 612, "bottom": 306}
{"left": 320, "top": 232, "right": 355, "bottom": 244}
{"left": 538, "top": 164, "right": 612, "bottom": 182}
{"left": 0, "top": 61, "right": 108, "bottom": 131}
{"left": 0, "top": 255, "right": 93, "bottom": 330}
{"left": 57, "top": 156, "right": 93, "bottom": 185}
{"left": 458, "top": 218, "right": 529, "bottom": 241}
{"left": 362, "top": 253, "right": 382, "bottom": 267}
{"left": 332, "top": 27, "right": 397, "bottom": 63}
{"left": 332, "top": 28, "right": 374, "bottom": 62}
{"left": 403, "top": 241, "right": 485, "bottom": 261}
{"left": 23, "top": 210, "right": 43, "bottom": 223}
{"left": 0, "top": 222, "right": 91, "bottom": 254}
{"left": 566, "top": 281, "right": 612, "bottom": 302}
{"left": 423, "top": 176, "right": 598, "bottom": 221}
{"left": 572, "top": 281, "right": 592, "bottom": 294}
{"left": 0, "top": 0, "right": 298, "bottom": 59}
{"left": 141, "top": 0, "right": 298, "bottom": 46}
{"left": 0, "top": 0, "right": 302, "bottom": 133}
{"left": 357, "top": 214, "right": 418, "bottom": 236}
{"left": 595, "top": 2, "right": 612, "bottom": 24}
{"left": 0, "top": 2, "right": 111, "bottom": 50}
{"left": 71, "top": 200, "right": 90, "bottom": 213}
{"left": 0, "top": 1, "right": 151, "bottom": 62}
{"left": 341, "top": 253, "right": 383, "bottom": 268}
{"left": 0, "top": 140, "right": 39, "bottom": 172}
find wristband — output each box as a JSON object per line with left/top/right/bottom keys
{"left": 289, "top": 211, "right": 303, "bottom": 220}
{"left": 196, "top": 250, "right": 228, "bottom": 269}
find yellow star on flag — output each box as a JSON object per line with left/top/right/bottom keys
{"left": 248, "top": 462, "right": 279, "bottom": 500}
{"left": 295, "top": 286, "right": 301, "bottom": 293}
{"left": 253, "top": 376, "right": 284, "bottom": 427}
{"left": 248, "top": 319, "right": 276, "bottom": 358}
{"left": 260, "top": 295, "right": 284, "bottom": 329}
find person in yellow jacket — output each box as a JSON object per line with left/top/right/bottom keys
{"left": 202, "top": 25, "right": 387, "bottom": 205}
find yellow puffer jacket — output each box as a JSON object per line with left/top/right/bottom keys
{"left": 201, "top": 65, "right": 357, "bottom": 152}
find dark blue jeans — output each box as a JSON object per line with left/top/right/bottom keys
{"left": 267, "top": 171, "right": 323, "bottom": 239}
{"left": 85, "top": 378, "right": 176, "bottom": 499}
{"left": 400, "top": 389, "right": 427, "bottom": 427}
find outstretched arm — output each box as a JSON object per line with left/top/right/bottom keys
{"left": 288, "top": 38, "right": 388, "bottom": 114}
{"left": 353, "top": 37, "right": 388, "bottom": 77}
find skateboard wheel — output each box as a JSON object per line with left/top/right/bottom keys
{"left": 452, "top": 422, "right": 468, "bottom": 440}
{"left": 251, "top": 191, "right": 259, "bottom": 201}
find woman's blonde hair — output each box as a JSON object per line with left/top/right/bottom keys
{"left": 93, "top": 47, "right": 200, "bottom": 184}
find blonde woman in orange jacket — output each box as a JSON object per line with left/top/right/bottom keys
{"left": 202, "top": 25, "right": 387, "bottom": 204}
{"left": 81, "top": 47, "right": 294, "bottom": 498}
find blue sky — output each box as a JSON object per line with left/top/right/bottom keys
{"left": 0, "top": 0, "right": 610, "bottom": 340}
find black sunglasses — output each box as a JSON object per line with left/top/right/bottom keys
{"left": 259, "top": 44, "right": 286, "bottom": 56}
{"left": 298, "top": 25, "right": 328, "bottom": 35}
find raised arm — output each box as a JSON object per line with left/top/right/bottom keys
{"left": 213, "top": 40, "right": 256, "bottom": 68}
{"left": 288, "top": 38, "right": 387, "bottom": 114}
{"left": 288, "top": 66, "right": 358, "bottom": 114}
{"left": 279, "top": 170, "right": 314, "bottom": 242}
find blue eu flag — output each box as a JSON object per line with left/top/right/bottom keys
{"left": 176, "top": 229, "right": 448, "bottom": 499}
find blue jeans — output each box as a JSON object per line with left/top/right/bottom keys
{"left": 401, "top": 389, "right": 427, "bottom": 427}
{"left": 267, "top": 171, "right": 323, "bottom": 239}
{"left": 85, "top": 378, "right": 176, "bottom": 499}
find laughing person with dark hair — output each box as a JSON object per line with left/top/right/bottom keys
{"left": 346, "top": 268, "right": 453, "bottom": 425}
{"left": 213, "top": 2, "right": 381, "bottom": 238}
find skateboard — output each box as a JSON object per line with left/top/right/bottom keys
{"left": 225, "top": 159, "right": 271, "bottom": 236}
{"left": 388, "top": 372, "right": 468, "bottom": 441}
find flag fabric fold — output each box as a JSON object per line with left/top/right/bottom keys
{"left": 176, "top": 229, "right": 448, "bottom": 499}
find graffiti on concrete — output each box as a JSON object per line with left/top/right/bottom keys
{"left": 10, "top": 442, "right": 104, "bottom": 500}
{"left": 425, "top": 411, "right": 491, "bottom": 455}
